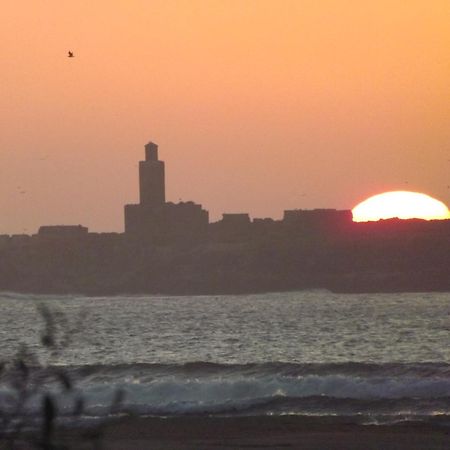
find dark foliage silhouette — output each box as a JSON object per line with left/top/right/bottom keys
{"left": 0, "top": 305, "right": 124, "bottom": 449}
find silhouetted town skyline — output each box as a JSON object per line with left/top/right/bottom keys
{"left": 1, "top": 141, "right": 355, "bottom": 242}
{"left": 0, "top": 141, "right": 448, "bottom": 296}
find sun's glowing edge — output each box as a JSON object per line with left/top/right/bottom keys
{"left": 352, "top": 191, "right": 450, "bottom": 222}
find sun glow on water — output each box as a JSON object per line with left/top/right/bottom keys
{"left": 352, "top": 191, "right": 450, "bottom": 222}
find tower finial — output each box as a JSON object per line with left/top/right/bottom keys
{"left": 145, "top": 142, "right": 158, "bottom": 161}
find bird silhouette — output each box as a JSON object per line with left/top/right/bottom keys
{"left": 68, "top": 51, "right": 74, "bottom": 58}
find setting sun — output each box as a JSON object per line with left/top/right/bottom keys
{"left": 352, "top": 191, "right": 450, "bottom": 222}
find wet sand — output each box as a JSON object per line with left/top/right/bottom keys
{"left": 56, "top": 416, "right": 450, "bottom": 450}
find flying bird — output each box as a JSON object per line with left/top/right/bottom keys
{"left": 68, "top": 51, "right": 74, "bottom": 58}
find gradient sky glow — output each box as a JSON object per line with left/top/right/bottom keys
{"left": 1, "top": 1, "right": 449, "bottom": 233}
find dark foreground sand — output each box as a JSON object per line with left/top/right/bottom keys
{"left": 4, "top": 416, "right": 450, "bottom": 449}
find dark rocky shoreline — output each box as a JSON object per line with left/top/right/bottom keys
{"left": 0, "top": 218, "right": 449, "bottom": 296}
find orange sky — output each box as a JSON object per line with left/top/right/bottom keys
{"left": 1, "top": 0, "right": 449, "bottom": 233}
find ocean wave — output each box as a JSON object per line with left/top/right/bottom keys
{"left": 1, "top": 362, "right": 449, "bottom": 420}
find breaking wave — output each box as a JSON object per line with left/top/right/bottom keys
{"left": 1, "top": 362, "right": 449, "bottom": 424}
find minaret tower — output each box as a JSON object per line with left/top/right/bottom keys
{"left": 124, "top": 140, "right": 208, "bottom": 238}
{"left": 139, "top": 142, "right": 165, "bottom": 206}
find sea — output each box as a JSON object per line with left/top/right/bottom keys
{"left": 0, "top": 290, "right": 449, "bottom": 427}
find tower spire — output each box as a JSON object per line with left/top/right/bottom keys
{"left": 139, "top": 141, "right": 165, "bottom": 206}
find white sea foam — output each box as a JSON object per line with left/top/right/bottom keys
{"left": 1, "top": 363, "right": 449, "bottom": 418}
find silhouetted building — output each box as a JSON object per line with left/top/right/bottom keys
{"left": 124, "top": 142, "right": 208, "bottom": 242}
{"left": 282, "top": 209, "right": 352, "bottom": 235}
{"left": 221, "top": 213, "right": 250, "bottom": 226}
{"left": 210, "top": 213, "right": 252, "bottom": 242}
{"left": 38, "top": 225, "right": 89, "bottom": 238}
{"left": 0, "top": 235, "right": 10, "bottom": 249}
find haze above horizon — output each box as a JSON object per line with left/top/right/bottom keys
{"left": 1, "top": 1, "right": 449, "bottom": 234}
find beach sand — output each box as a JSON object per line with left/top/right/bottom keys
{"left": 18, "top": 415, "right": 447, "bottom": 450}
